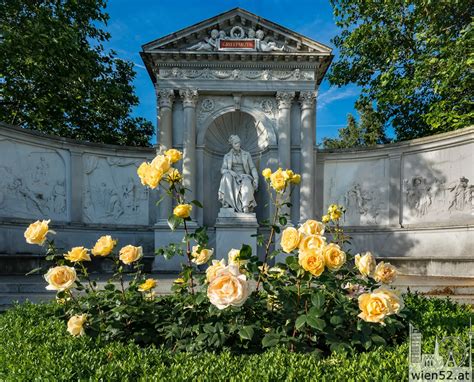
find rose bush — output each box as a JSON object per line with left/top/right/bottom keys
{"left": 23, "top": 150, "right": 410, "bottom": 353}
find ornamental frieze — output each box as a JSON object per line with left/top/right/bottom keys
{"left": 158, "top": 68, "right": 314, "bottom": 81}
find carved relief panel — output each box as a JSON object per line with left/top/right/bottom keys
{"left": 324, "top": 158, "right": 389, "bottom": 226}
{"left": 82, "top": 154, "right": 149, "bottom": 225}
{"left": 402, "top": 143, "right": 474, "bottom": 224}
{"left": 0, "top": 139, "right": 69, "bottom": 221}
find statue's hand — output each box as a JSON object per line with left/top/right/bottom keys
{"left": 228, "top": 170, "right": 237, "bottom": 177}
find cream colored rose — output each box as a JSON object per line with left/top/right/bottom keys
{"left": 64, "top": 246, "right": 91, "bottom": 262}
{"left": 358, "top": 291, "right": 392, "bottom": 324}
{"left": 270, "top": 168, "right": 286, "bottom": 192}
{"left": 191, "top": 246, "right": 214, "bottom": 265}
{"left": 138, "top": 278, "right": 157, "bottom": 292}
{"left": 119, "top": 245, "right": 143, "bottom": 265}
{"left": 164, "top": 148, "right": 182, "bottom": 164}
{"left": 372, "top": 287, "right": 404, "bottom": 314}
{"left": 298, "top": 250, "right": 325, "bottom": 277}
{"left": 67, "top": 314, "right": 87, "bottom": 336}
{"left": 280, "top": 227, "right": 301, "bottom": 253}
{"left": 44, "top": 266, "right": 77, "bottom": 291}
{"left": 24, "top": 219, "right": 52, "bottom": 245}
{"left": 298, "top": 219, "right": 325, "bottom": 236}
{"left": 151, "top": 154, "right": 171, "bottom": 174}
{"left": 206, "top": 259, "right": 226, "bottom": 283}
{"left": 323, "top": 243, "right": 346, "bottom": 271}
{"left": 262, "top": 168, "right": 272, "bottom": 179}
{"left": 91, "top": 235, "right": 116, "bottom": 257}
{"left": 173, "top": 204, "right": 192, "bottom": 218}
{"left": 373, "top": 261, "right": 398, "bottom": 284}
{"left": 299, "top": 234, "right": 326, "bottom": 254}
{"left": 355, "top": 252, "right": 376, "bottom": 277}
{"left": 207, "top": 265, "right": 250, "bottom": 309}
{"left": 228, "top": 249, "right": 247, "bottom": 267}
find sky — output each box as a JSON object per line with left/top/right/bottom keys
{"left": 103, "top": 0, "right": 361, "bottom": 145}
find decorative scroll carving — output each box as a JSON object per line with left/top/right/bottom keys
{"left": 186, "top": 26, "right": 295, "bottom": 52}
{"left": 179, "top": 89, "right": 198, "bottom": 108}
{"left": 260, "top": 99, "right": 276, "bottom": 115}
{"left": 276, "top": 91, "right": 295, "bottom": 109}
{"left": 82, "top": 155, "right": 148, "bottom": 225}
{"left": 299, "top": 91, "right": 317, "bottom": 109}
{"left": 156, "top": 88, "right": 175, "bottom": 108}
{"left": 158, "top": 68, "right": 314, "bottom": 81}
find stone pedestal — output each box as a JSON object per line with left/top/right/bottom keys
{"left": 153, "top": 220, "right": 198, "bottom": 272}
{"left": 215, "top": 208, "right": 259, "bottom": 260}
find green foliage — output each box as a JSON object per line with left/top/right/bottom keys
{"left": 0, "top": 297, "right": 471, "bottom": 381}
{"left": 323, "top": 103, "right": 390, "bottom": 149}
{"left": 0, "top": 0, "right": 153, "bottom": 146}
{"left": 329, "top": 0, "right": 473, "bottom": 141}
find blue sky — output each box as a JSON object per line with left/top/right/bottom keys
{"left": 103, "top": 0, "right": 360, "bottom": 144}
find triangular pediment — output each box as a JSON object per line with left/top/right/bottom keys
{"left": 142, "top": 8, "right": 332, "bottom": 55}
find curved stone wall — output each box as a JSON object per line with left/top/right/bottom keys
{"left": 0, "top": 122, "right": 472, "bottom": 276}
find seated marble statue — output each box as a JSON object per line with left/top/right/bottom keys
{"left": 218, "top": 135, "right": 258, "bottom": 213}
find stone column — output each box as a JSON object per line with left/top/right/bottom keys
{"left": 156, "top": 88, "right": 175, "bottom": 222}
{"left": 299, "top": 91, "right": 317, "bottom": 221}
{"left": 276, "top": 91, "right": 295, "bottom": 222}
{"left": 180, "top": 88, "right": 198, "bottom": 219}
{"left": 156, "top": 88, "right": 175, "bottom": 152}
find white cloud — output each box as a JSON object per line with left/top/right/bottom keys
{"left": 317, "top": 86, "right": 360, "bottom": 110}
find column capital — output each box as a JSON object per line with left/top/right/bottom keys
{"left": 276, "top": 91, "right": 295, "bottom": 109}
{"left": 299, "top": 91, "right": 317, "bottom": 110}
{"left": 156, "top": 88, "right": 175, "bottom": 108}
{"left": 179, "top": 88, "right": 198, "bottom": 108}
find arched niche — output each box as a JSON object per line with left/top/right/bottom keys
{"left": 199, "top": 110, "right": 274, "bottom": 226}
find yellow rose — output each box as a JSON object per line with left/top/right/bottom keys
{"left": 24, "top": 219, "right": 52, "bottom": 245}
{"left": 283, "top": 169, "right": 294, "bottom": 180}
{"left": 138, "top": 278, "right": 157, "bottom": 292}
{"left": 322, "top": 215, "right": 330, "bottom": 224}
{"left": 207, "top": 265, "right": 250, "bottom": 309}
{"left": 299, "top": 234, "right": 326, "bottom": 253}
{"left": 173, "top": 204, "right": 192, "bottom": 218}
{"left": 355, "top": 252, "right": 376, "bottom": 277}
{"left": 64, "top": 246, "right": 91, "bottom": 262}
{"left": 290, "top": 174, "right": 301, "bottom": 184}
{"left": 372, "top": 287, "right": 404, "bottom": 314}
{"left": 151, "top": 154, "right": 171, "bottom": 174}
{"left": 270, "top": 168, "right": 286, "bottom": 192}
{"left": 373, "top": 261, "right": 398, "bottom": 284}
{"left": 67, "top": 314, "right": 87, "bottom": 336}
{"left": 44, "top": 266, "right": 77, "bottom": 291}
{"left": 323, "top": 243, "right": 346, "bottom": 271}
{"left": 165, "top": 168, "right": 182, "bottom": 184}
{"left": 358, "top": 291, "right": 392, "bottom": 324}
{"left": 164, "top": 148, "right": 182, "bottom": 164}
{"left": 280, "top": 227, "right": 301, "bottom": 253}
{"left": 262, "top": 168, "right": 272, "bottom": 179}
{"left": 330, "top": 210, "right": 342, "bottom": 221}
{"left": 174, "top": 277, "right": 185, "bottom": 284}
{"left": 298, "top": 250, "right": 325, "bottom": 277}
{"left": 191, "top": 246, "right": 214, "bottom": 265}
{"left": 328, "top": 204, "right": 339, "bottom": 213}
{"left": 119, "top": 245, "right": 143, "bottom": 265}
{"left": 91, "top": 235, "right": 116, "bottom": 257}
{"left": 206, "top": 259, "right": 226, "bottom": 283}
{"left": 298, "top": 220, "right": 325, "bottom": 236}
{"left": 137, "top": 162, "right": 162, "bottom": 189}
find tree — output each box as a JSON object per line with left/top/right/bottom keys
{"left": 329, "top": 0, "right": 473, "bottom": 141}
{"left": 0, "top": 0, "right": 153, "bottom": 146}
{"left": 323, "top": 103, "right": 389, "bottom": 149}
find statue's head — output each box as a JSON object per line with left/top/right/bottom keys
{"left": 228, "top": 134, "right": 241, "bottom": 151}
{"left": 210, "top": 29, "right": 219, "bottom": 39}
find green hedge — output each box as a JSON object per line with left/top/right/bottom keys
{"left": 0, "top": 295, "right": 471, "bottom": 381}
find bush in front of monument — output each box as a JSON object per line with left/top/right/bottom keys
{"left": 22, "top": 150, "right": 409, "bottom": 354}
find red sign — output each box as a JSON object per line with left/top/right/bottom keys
{"left": 219, "top": 39, "right": 256, "bottom": 50}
